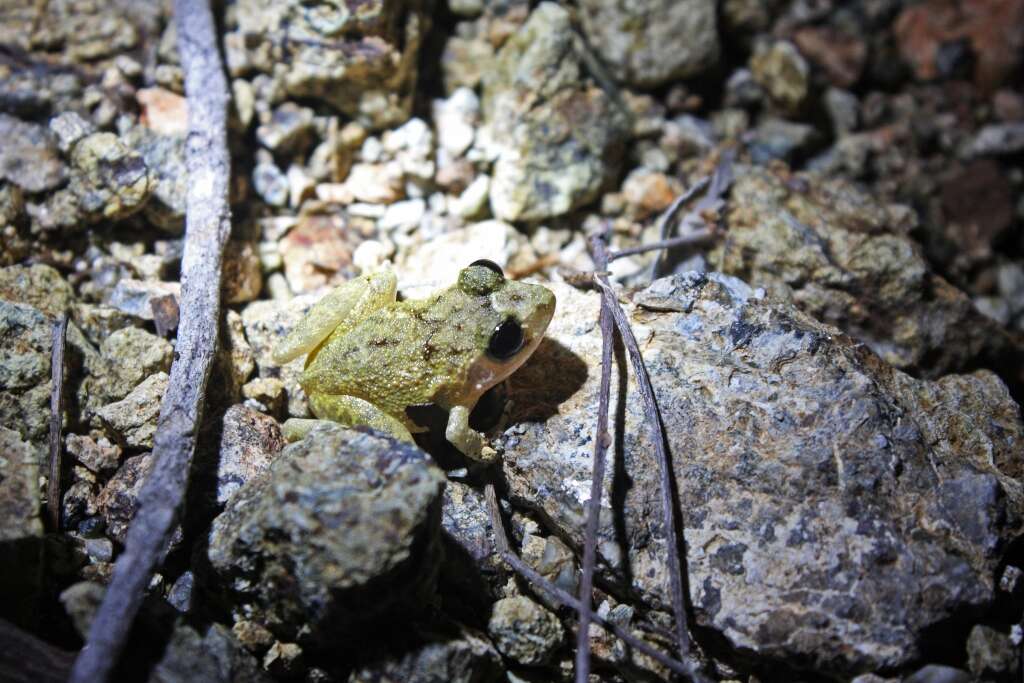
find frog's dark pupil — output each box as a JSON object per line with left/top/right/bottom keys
{"left": 488, "top": 317, "right": 524, "bottom": 360}
{"left": 469, "top": 259, "right": 504, "bottom": 277}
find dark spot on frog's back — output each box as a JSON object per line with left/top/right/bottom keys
{"left": 370, "top": 336, "right": 397, "bottom": 347}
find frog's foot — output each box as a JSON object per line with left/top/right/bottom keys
{"left": 446, "top": 405, "right": 497, "bottom": 463}
{"left": 309, "top": 393, "right": 415, "bottom": 443}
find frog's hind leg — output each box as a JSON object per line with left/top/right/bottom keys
{"left": 287, "top": 393, "right": 415, "bottom": 443}
{"left": 272, "top": 268, "right": 397, "bottom": 365}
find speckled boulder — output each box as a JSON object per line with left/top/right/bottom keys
{"left": 714, "top": 165, "right": 1010, "bottom": 377}
{"left": 0, "top": 427, "right": 43, "bottom": 542}
{"left": 578, "top": 0, "right": 719, "bottom": 88}
{"left": 482, "top": 2, "right": 629, "bottom": 222}
{"left": 206, "top": 426, "right": 446, "bottom": 647}
{"left": 500, "top": 276, "right": 1024, "bottom": 675}
{"left": 230, "top": 0, "right": 429, "bottom": 129}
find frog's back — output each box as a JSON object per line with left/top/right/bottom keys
{"left": 299, "top": 301, "right": 459, "bottom": 422}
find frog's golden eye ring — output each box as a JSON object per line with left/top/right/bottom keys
{"left": 468, "top": 259, "right": 504, "bottom": 278}
{"left": 487, "top": 317, "right": 524, "bottom": 360}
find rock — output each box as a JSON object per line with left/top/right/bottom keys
{"left": 231, "top": 0, "right": 430, "bottom": 129}
{"left": 70, "top": 303, "right": 142, "bottom": 347}
{"left": 0, "top": 114, "right": 66, "bottom": 192}
{"left": 500, "top": 275, "right": 1024, "bottom": 675}
{"left": 966, "top": 625, "right": 1017, "bottom": 678}
{"left": 379, "top": 198, "right": 427, "bottom": 232}
{"left": 137, "top": 87, "right": 189, "bottom": 136}
{"left": 167, "top": 571, "right": 194, "bottom": 613}
{"left": 215, "top": 405, "right": 284, "bottom": 505}
{"left": 902, "top": 665, "right": 972, "bottom": 683}
{"left": 96, "top": 327, "right": 174, "bottom": 402}
{"left": 395, "top": 221, "right": 533, "bottom": 298}
{"left": 149, "top": 621, "right": 270, "bottom": 683}
{"left": 96, "top": 372, "right": 168, "bottom": 449}
{"left": 0, "top": 427, "right": 42, "bottom": 541}
{"left": 222, "top": 241, "right": 263, "bottom": 304}
{"left": 0, "top": 264, "right": 73, "bottom": 317}
{"left": 66, "top": 433, "right": 122, "bottom": 474}
{"left": 747, "top": 118, "right": 821, "bottom": 163}
{"left": 348, "top": 619, "right": 503, "bottom": 682}
{"left": 241, "top": 377, "right": 286, "bottom": 417}
{"left": 939, "top": 160, "right": 1014, "bottom": 266}
{"left": 60, "top": 581, "right": 106, "bottom": 640}
{"left": 0, "top": 301, "right": 52, "bottom": 442}
{"left": 824, "top": 88, "right": 860, "bottom": 135}
{"left": 714, "top": 166, "right": 1008, "bottom": 376}
{"left": 278, "top": 214, "right": 357, "bottom": 294}
{"left": 262, "top": 641, "right": 303, "bottom": 678}
{"left": 383, "top": 118, "right": 435, "bottom": 182}
{"left": 66, "top": 131, "right": 153, "bottom": 221}
{"left": 206, "top": 426, "right": 446, "bottom": 647}
{"left": 124, "top": 127, "right": 188, "bottom": 234}
{"left": 894, "top": 0, "right": 1024, "bottom": 91}
{"left": 577, "top": 0, "right": 719, "bottom": 88}
{"left": 452, "top": 174, "right": 491, "bottom": 220}
{"left": 84, "top": 537, "right": 113, "bottom": 563}
{"left": 252, "top": 161, "right": 288, "bottom": 207}
{"left": 968, "top": 122, "right": 1024, "bottom": 156}
{"left": 256, "top": 103, "right": 316, "bottom": 154}
{"left": 622, "top": 169, "right": 681, "bottom": 220}
{"left": 107, "top": 279, "right": 181, "bottom": 321}
{"left": 482, "top": 2, "right": 629, "bottom": 222}
{"left": 487, "top": 596, "right": 563, "bottom": 666}
{"left": 750, "top": 41, "right": 810, "bottom": 113}
{"left": 442, "top": 32, "right": 496, "bottom": 94}
{"left": 344, "top": 162, "right": 404, "bottom": 204}
{"left": 96, "top": 454, "right": 155, "bottom": 544}
{"left": 433, "top": 88, "right": 479, "bottom": 158}
{"left": 792, "top": 26, "right": 867, "bottom": 89}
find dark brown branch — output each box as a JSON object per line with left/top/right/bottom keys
{"left": 574, "top": 297, "right": 615, "bottom": 682}
{"left": 68, "top": 1, "right": 232, "bottom": 681}
{"left": 610, "top": 229, "right": 717, "bottom": 261}
{"left": 47, "top": 312, "right": 67, "bottom": 532}
{"left": 590, "top": 233, "right": 704, "bottom": 680}
{"left": 484, "top": 484, "right": 691, "bottom": 677}
{"left": 649, "top": 177, "right": 709, "bottom": 279}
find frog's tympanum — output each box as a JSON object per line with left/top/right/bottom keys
{"left": 272, "top": 260, "right": 556, "bottom": 460}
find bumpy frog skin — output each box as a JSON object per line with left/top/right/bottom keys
{"left": 272, "top": 261, "right": 556, "bottom": 460}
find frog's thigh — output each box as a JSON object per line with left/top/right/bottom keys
{"left": 310, "top": 393, "right": 414, "bottom": 443}
{"left": 272, "top": 269, "right": 397, "bottom": 364}
{"left": 445, "top": 405, "right": 496, "bottom": 462}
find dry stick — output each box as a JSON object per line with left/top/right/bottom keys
{"left": 610, "top": 229, "right": 717, "bottom": 261}
{"left": 484, "top": 484, "right": 691, "bottom": 677}
{"left": 649, "top": 177, "right": 709, "bottom": 280}
{"left": 574, "top": 300, "right": 614, "bottom": 683}
{"left": 69, "top": 1, "right": 232, "bottom": 681}
{"left": 47, "top": 313, "right": 68, "bottom": 532}
{"left": 590, "top": 234, "right": 702, "bottom": 680}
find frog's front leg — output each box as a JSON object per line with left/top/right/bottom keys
{"left": 283, "top": 393, "right": 414, "bottom": 443}
{"left": 445, "top": 405, "right": 497, "bottom": 463}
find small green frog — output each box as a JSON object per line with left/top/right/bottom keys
{"left": 272, "top": 260, "right": 556, "bottom": 460}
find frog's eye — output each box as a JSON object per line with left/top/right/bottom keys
{"left": 469, "top": 259, "right": 504, "bottom": 278}
{"left": 488, "top": 317, "right": 524, "bottom": 360}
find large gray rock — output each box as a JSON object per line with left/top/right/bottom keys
{"left": 714, "top": 166, "right": 1011, "bottom": 377}
{"left": 206, "top": 426, "right": 446, "bottom": 647}
{"left": 482, "top": 2, "right": 629, "bottom": 222}
{"left": 0, "top": 114, "right": 66, "bottom": 193}
{"left": 578, "top": 0, "right": 719, "bottom": 88}
{"left": 149, "top": 622, "right": 271, "bottom": 683}
{"left": 500, "top": 276, "right": 1024, "bottom": 675}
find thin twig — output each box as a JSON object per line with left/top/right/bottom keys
{"left": 590, "top": 233, "right": 698, "bottom": 675}
{"left": 574, "top": 299, "right": 615, "bottom": 682}
{"left": 610, "top": 229, "right": 717, "bottom": 261}
{"left": 649, "top": 177, "right": 709, "bottom": 279}
{"left": 484, "top": 484, "right": 691, "bottom": 677}
{"left": 47, "top": 313, "right": 68, "bottom": 532}
{"left": 69, "top": 1, "right": 232, "bottom": 681}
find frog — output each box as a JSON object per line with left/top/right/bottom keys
{"left": 272, "top": 259, "right": 556, "bottom": 460}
